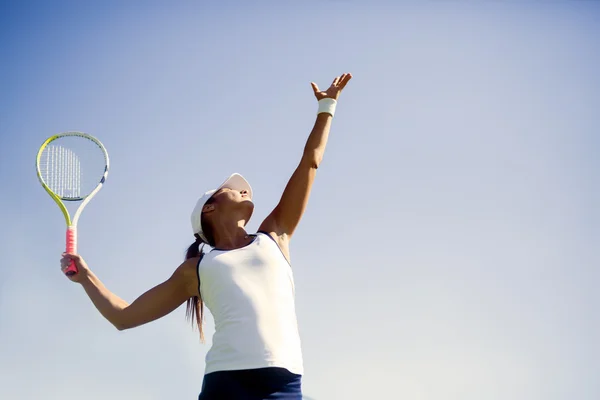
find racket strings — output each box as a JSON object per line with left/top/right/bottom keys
{"left": 39, "top": 135, "right": 108, "bottom": 200}
{"left": 41, "top": 145, "right": 82, "bottom": 199}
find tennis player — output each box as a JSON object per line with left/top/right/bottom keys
{"left": 61, "top": 72, "right": 352, "bottom": 399}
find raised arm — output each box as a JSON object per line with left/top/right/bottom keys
{"left": 259, "top": 73, "right": 352, "bottom": 252}
{"left": 61, "top": 253, "right": 199, "bottom": 330}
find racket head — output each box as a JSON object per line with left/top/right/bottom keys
{"left": 36, "top": 132, "right": 109, "bottom": 204}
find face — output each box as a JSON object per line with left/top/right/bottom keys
{"left": 202, "top": 187, "right": 254, "bottom": 222}
{"left": 211, "top": 187, "right": 251, "bottom": 204}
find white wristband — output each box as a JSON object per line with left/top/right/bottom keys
{"left": 317, "top": 98, "right": 337, "bottom": 117}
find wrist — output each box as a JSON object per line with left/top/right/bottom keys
{"left": 317, "top": 98, "right": 337, "bottom": 117}
{"left": 79, "top": 270, "right": 96, "bottom": 286}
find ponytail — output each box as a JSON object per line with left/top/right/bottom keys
{"left": 185, "top": 234, "right": 205, "bottom": 342}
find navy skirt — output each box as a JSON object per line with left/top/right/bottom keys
{"left": 198, "top": 367, "right": 302, "bottom": 400}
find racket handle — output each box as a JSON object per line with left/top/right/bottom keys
{"left": 65, "top": 227, "right": 78, "bottom": 276}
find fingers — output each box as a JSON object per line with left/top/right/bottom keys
{"left": 328, "top": 72, "right": 352, "bottom": 90}
{"left": 313, "top": 72, "right": 352, "bottom": 98}
{"left": 62, "top": 252, "right": 81, "bottom": 262}
{"left": 310, "top": 82, "right": 319, "bottom": 95}
{"left": 337, "top": 72, "right": 352, "bottom": 90}
{"left": 60, "top": 254, "right": 73, "bottom": 267}
{"left": 60, "top": 258, "right": 74, "bottom": 276}
{"left": 60, "top": 253, "right": 83, "bottom": 273}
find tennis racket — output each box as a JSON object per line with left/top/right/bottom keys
{"left": 36, "top": 132, "right": 110, "bottom": 276}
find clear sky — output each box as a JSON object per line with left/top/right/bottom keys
{"left": 0, "top": 1, "right": 598, "bottom": 399}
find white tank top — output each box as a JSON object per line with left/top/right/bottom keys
{"left": 197, "top": 232, "right": 304, "bottom": 375}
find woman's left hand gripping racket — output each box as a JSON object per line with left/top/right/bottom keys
{"left": 36, "top": 132, "right": 110, "bottom": 276}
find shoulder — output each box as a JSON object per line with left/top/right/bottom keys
{"left": 257, "top": 230, "right": 285, "bottom": 245}
{"left": 177, "top": 257, "right": 201, "bottom": 274}
{"left": 256, "top": 230, "right": 291, "bottom": 264}
{"left": 172, "top": 257, "right": 202, "bottom": 296}
{"left": 173, "top": 257, "right": 201, "bottom": 283}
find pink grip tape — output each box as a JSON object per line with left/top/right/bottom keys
{"left": 65, "top": 227, "right": 78, "bottom": 276}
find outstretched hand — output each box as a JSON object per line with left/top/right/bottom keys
{"left": 311, "top": 73, "right": 352, "bottom": 101}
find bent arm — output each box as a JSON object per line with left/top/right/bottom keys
{"left": 80, "top": 259, "right": 199, "bottom": 330}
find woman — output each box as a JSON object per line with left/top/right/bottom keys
{"left": 61, "top": 72, "right": 352, "bottom": 399}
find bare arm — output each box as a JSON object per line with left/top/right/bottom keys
{"left": 260, "top": 113, "right": 331, "bottom": 238}
{"left": 62, "top": 254, "right": 199, "bottom": 330}
{"left": 260, "top": 73, "right": 352, "bottom": 250}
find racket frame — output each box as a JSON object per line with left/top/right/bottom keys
{"left": 36, "top": 131, "right": 110, "bottom": 275}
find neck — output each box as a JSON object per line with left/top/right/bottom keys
{"left": 211, "top": 221, "right": 251, "bottom": 250}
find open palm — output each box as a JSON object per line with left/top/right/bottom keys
{"left": 311, "top": 72, "right": 352, "bottom": 101}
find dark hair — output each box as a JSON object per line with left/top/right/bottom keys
{"left": 185, "top": 200, "right": 216, "bottom": 342}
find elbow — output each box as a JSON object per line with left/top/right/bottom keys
{"left": 112, "top": 307, "right": 136, "bottom": 331}
{"left": 302, "top": 150, "right": 323, "bottom": 169}
{"left": 113, "top": 317, "right": 133, "bottom": 331}
{"left": 114, "top": 321, "right": 128, "bottom": 331}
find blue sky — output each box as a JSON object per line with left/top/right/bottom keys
{"left": 0, "top": 1, "right": 598, "bottom": 399}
